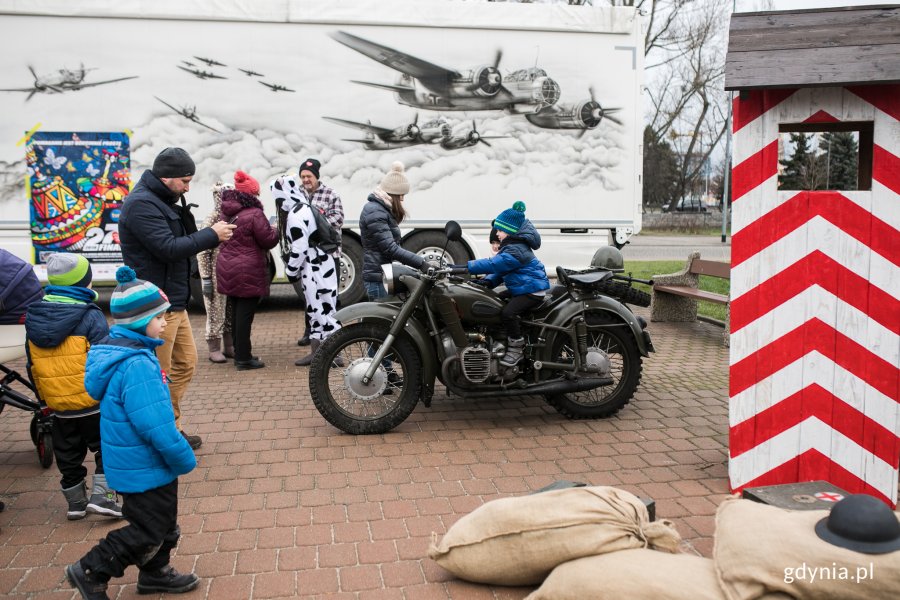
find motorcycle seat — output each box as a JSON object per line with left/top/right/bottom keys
{"left": 566, "top": 270, "right": 613, "bottom": 286}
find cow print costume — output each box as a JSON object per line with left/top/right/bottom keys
{"left": 270, "top": 175, "right": 340, "bottom": 341}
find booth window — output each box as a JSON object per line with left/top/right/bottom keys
{"left": 777, "top": 122, "right": 873, "bottom": 191}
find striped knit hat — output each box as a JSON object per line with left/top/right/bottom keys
{"left": 110, "top": 266, "right": 170, "bottom": 332}
{"left": 46, "top": 253, "right": 92, "bottom": 288}
{"left": 494, "top": 201, "right": 527, "bottom": 235}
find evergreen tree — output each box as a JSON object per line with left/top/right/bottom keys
{"left": 819, "top": 131, "right": 858, "bottom": 191}
{"left": 779, "top": 132, "right": 813, "bottom": 190}
{"left": 643, "top": 126, "right": 680, "bottom": 210}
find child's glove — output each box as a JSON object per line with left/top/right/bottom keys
{"left": 201, "top": 278, "right": 214, "bottom": 297}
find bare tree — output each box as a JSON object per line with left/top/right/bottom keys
{"left": 611, "top": 0, "right": 729, "bottom": 210}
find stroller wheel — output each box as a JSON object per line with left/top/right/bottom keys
{"left": 30, "top": 414, "right": 54, "bottom": 469}
{"left": 38, "top": 431, "right": 54, "bottom": 469}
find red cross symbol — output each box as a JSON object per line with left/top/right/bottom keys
{"left": 815, "top": 491, "right": 844, "bottom": 502}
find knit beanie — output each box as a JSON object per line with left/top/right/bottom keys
{"left": 46, "top": 253, "right": 92, "bottom": 288}
{"left": 299, "top": 158, "right": 321, "bottom": 180}
{"left": 494, "top": 201, "right": 527, "bottom": 234}
{"left": 151, "top": 147, "right": 196, "bottom": 178}
{"left": 110, "top": 266, "right": 170, "bottom": 333}
{"left": 380, "top": 161, "right": 410, "bottom": 196}
{"left": 234, "top": 170, "right": 260, "bottom": 196}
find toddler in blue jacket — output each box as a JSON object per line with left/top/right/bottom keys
{"left": 464, "top": 202, "right": 550, "bottom": 366}
{"left": 66, "top": 266, "right": 199, "bottom": 599}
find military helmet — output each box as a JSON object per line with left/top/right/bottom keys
{"left": 591, "top": 246, "right": 625, "bottom": 272}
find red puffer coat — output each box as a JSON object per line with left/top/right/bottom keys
{"left": 216, "top": 189, "right": 279, "bottom": 298}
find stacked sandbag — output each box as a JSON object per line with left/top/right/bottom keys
{"left": 427, "top": 485, "right": 681, "bottom": 586}
{"left": 714, "top": 498, "right": 900, "bottom": 600}
{"left": 525, "top": 548, "right": 727, "bottom": 600}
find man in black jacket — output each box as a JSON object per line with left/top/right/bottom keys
{"left": 118, "top": 147, "right": 234, "bottom": 450}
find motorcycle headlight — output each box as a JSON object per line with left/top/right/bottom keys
{"left": 382, "top": 263, "right": 420, "bottom": 295}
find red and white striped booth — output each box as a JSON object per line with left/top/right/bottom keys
{"left": 727, "top": 87, "right": 899, "bottom": 506}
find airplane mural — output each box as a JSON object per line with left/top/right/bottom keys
{"left": 329, "top": 30, "right": 561, "bottom": 114}
{"left": 525, "top": 87, "right": 622, "bottom": 135}
{"left": 153, "top": 96, "right": 221, "bottom": 133}
{"left": 0, "top": 66, "right": 137, "bottom": 101}
{"left": 259, "top": 81, "right": 295, "bottom": 92}
{"left": 323, "top": 115, "right": 451, "bottom": 150}
{"left": 177, "top": 65, "right": 227, "bottom": 80}
{"left": 194, "top": 56, "right": 227, "bottom": 67}
{"left": 439, "top": 121, "right": 509, "bottom": 150}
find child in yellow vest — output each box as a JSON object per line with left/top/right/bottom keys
{"left": 25, "top": 253, "right": 122, "bottom": 520}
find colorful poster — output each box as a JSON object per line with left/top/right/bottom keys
{"left": 27, "top": 131, "right": 130, "bottom": 266}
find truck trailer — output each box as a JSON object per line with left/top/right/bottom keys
{"left": 0, "top": 0, "right": 644, "bottom": 304}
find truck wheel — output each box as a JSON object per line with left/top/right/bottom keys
{"left": 405, "top": 231, "right": 470, "bottom": 266}
{"left": 338, "top": 237, "right": 365, "bottom": 306}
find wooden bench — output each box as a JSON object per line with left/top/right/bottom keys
{"left": 651, "top": 251, "right": 731, "bottom": 346}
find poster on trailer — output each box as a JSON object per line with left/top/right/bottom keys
{"left": 27, "top": 132, "right": 129, "bottom": 272}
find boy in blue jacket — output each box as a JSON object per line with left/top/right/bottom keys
{"left": 66, "top": 266, "right": 199, "bottom": 600}
{"left": 25, "top": 253, "right": 122, "bottom": 520}
{"left": 462, "top": 201, "right": 550, "bottom": 366}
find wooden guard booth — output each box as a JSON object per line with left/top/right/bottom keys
{"left": 724, "top": 5, "right": 900, "bottom": 506}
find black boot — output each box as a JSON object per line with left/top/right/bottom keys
{"left": 66, "top": 561, "right": 110, "bottom": 600}
{"left": 235, "top": 357, "right": 266, "bottom": 370}
{"left": 297, "top": 332, "right": 310, "bottom": 347}
{"left": 137, "top": 565, "right": 200, "bottom": 595}
{"left": 180, "top": 430, "right": 202, "bottom": 450}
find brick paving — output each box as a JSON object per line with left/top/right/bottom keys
{"left": 0, "top": 290, "right": 731, "bottom": 599}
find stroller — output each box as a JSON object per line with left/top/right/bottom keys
{"left": 0, "top": 249, "right": 54, "bottom": 468}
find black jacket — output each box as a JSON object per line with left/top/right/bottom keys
{"left": 119, "top": 170, "right": 219, "bottom": 310}
{"left": 359, "top": 194, "right": 425, "bottom": 282}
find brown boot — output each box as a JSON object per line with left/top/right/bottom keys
{"left": 295, "top": 339, "right": 320, "bottom": 366}
{"left": 222, "top": 332, "right": 235, "bottom": 359}
{"left": 207, "top": 339, "right": 227, "bottom": 363}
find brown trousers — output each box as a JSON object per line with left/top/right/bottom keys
{"left": 155, "top": 310, "right": 197, "bottom": 429}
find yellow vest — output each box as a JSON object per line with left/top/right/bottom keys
{"left": 28, "top": 336, "right": 97, "bottom": 412}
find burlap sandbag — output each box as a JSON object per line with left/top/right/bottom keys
{"left": 715, "top": 498, "right": 900, "bottom": 600}
{"left": 525, "top": 548, "right": 726, "bottom": 600}
{"left": 428, "top": 486, "right": 681, "bottom": 586}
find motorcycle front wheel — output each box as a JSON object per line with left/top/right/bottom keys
{"left": 544, "top": 316, "right": 642, "bottom": 419}
{"left": 309, "top": 322, "right": 421, "bottom": 435}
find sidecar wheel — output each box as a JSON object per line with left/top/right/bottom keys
{"left": 545, "top": 318, "right": 642, "bottom": 419}
{"left": 309, "top": 322, "right": 421, "bottom": 435}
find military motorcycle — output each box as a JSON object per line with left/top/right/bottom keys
{"left": 309, "top": 221, "right": 654, "bottom": 435}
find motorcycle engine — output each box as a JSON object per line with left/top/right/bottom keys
{"left": 460, "top": 345, "right": 492, "bottom": 383}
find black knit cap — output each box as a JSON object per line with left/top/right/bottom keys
{"left": 299, "top": 158, "right": 321, "bottom": 180}
{"left": 152, "top": 147, "right": 196, "bottom": 178}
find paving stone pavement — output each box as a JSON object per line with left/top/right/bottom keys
{"left": 0, "top": 295, "right": 731, "bottom": 599}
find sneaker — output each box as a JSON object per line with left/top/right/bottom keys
{"left": 86, "top": 493, "right": 123, "bottom": 519}
{"left": 66, "top": 561, "right": 110, "bottom": 600}
{"left": 180, "top": 430, "right": 202, "bottom": 450}
{"left": 234, "top": 357, "right": 266, "bottom": 370}
{"left": 136, "top": 565, "right": 200, "bottom": 595}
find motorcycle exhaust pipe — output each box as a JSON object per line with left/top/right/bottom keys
{"left": 441, "top": 356, "right": 612, "bottom": 399}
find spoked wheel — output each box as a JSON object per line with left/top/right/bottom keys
{"left": 545, "top": 316, "right": 642, "bottom": 419}
{"left": 31, "top": 415, "right": 54, "bottom": 469}
{"left": 309, "top": 322, "right": 421, "bottom": 435}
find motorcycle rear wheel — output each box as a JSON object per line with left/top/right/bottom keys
{"left": 544, "top": 316, "right": 642, "bottom": 419}
{"left": 309, "top": 322, "right": 421, "bottom": 435}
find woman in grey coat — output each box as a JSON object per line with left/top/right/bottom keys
{"left": 358, "top": 161, "right": 427, "bottom": 300}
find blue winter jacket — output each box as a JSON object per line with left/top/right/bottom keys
{"left": 84, "top": 326, "right": 196, "bottom": 493}
{"left": 466, "top": 220, "right": 550, "bottom": 296}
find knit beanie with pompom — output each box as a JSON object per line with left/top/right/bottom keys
{"left": 110, "top": 266, "right": 170, "bottom": 333}
{"left": 380, "top": 161, "right": 410, "bottom": 196}
{"left": 494, "top": 201, "right": 527, "bottom": 234}
{"left": 233, "top": 170, "right": 260, "bottom": 196}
